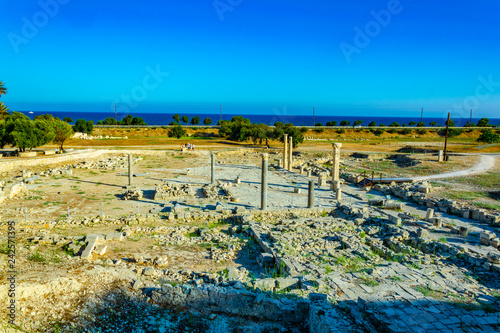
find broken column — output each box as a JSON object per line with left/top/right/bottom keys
{"left": 331, "top": 143, "right": 342, "bottom": 191}
{"left": 128, "top": 154, "right": 133, "bottom": 187}
{"left": 261, "top": 153, "right": 268, "bottom": 210}
{"left": 438, "top": 150, "right": 444, "bottom": 162}
{"left": 308, "top": 180, "right": 315, "bottom": 208}
{"left": 336, "top": 187, "right": 342, "bottom": 201}
{"left": 283, "top": 134, "right": 289, "bottom": 170}
{"left": 425, "top": 208, "right": 434, "bottom": 221}
{"left": 211, "top": 152, "right": 215, "bottom": 184}
{"left": 288, "top": 136, "right": 293, "bottom": 171}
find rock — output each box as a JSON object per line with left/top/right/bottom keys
{"left": 142, "top": 267, "right": 155, "bottom": 276}
{"left": 254, "top": 278, "right": 275, "bottom": 291}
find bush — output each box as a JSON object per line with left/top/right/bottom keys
{"left": 399, "top": 128, "right": 412, "bottom": 135}
{"left": 387, "top": 128, "right": 397, "bottom": 134}
{"left": 336, "top": 128, "right": 346, "bottom": 134}
{"left": 73, "top": 119, "right": 94, "bottom": 134}
{"left": 417, "top": 129, "right": 428, "bottom": 135}
{"left": 439, "top": 128, "right": 462, "bottom": 137}
{"left": 340, "top": 120, "right": 350, "bottom": 126}
{"left": 326, "top": 121, "right": 337, "bottom": 126}
{"left": 314, "top": 127, "right": 324, "bottom": 133}
{"left": 315, "top": 122, "right": 322, "bottom": 127}
{"left": 169, "top": 125, "right": 186, "bottom": 139}
{"left": 203, "top": 118, "right": 212, "bottom": 125}
{"left": 371, "top": 128, "right": 385, "bottom": 136}
{"left": 417, "top": 122, "right": 425, "bottom": 127}
{"left": 477, "top": 118, "right": 490, "bottom": 127}
{"left": 477, "top": 130, "right": 500, "bottom": 143}
{"left": 368, "top": 121, "right": 376, "bottom": 127}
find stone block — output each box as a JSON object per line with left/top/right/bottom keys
{"left": 417, "top": 228, "right": 429, "bottom": 238}
{"left": 431, "top": 218, "right": 442, "bottom": 227}
{"left": 254, "top": 278, "right": 275, "bottom": 292}
{"left": 94, "top": 244, "right": 107, "bottom": 256}
{"left": 489, "top": 238, "right": 500, "bottom": 248}
{"left": 459, "top": 226, "right": 469, "bottom": 237}
{"left": 388, "top": 215, "right": 402, "bottom": 226}
{"left": 106, "top": 232, "right": 123, "bottom": 241}
{"left": 275, "top": 277, "right": 299, "bottom": 291}
{"left": 81, "top": 236, "right": 99, "bottom": 260}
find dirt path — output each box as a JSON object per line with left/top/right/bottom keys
{"left": 413, "top": 154, "right": 496, "bottom": 181}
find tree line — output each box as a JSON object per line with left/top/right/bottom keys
{"left": 0, "top": 112, "right": 73, "bottom": 152}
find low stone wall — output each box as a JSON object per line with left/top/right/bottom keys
{"left": 0, "top": 149, "right": 166, "bottom": 175}
{"left": 149, "top": 284, "right": 344, "bottom": 332}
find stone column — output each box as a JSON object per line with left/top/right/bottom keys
{"left": 261, "top": 153, "right": 268, "bottom": 210}
{"left": 331, "top": 143, "right": 342, "bottom": 190}
{"left": 283, "top": 134, "right": 288, "bottom": 170}
{"left": 211, "top": 153, "right": 215, "bottom": 184}
{"left": 288, "top": 136, "right": 293, "bottom": 171}
{"left": 438, "top": 150, "right": 444, "bottom": 162}
{"left": 308, "top": 180, "right": 315, "bottom": 208}
{"left": 336, "top": 188, "right": 342, "bottom": 201}
{"left": 128, "top": 154, "right": 133, "bottom": 186}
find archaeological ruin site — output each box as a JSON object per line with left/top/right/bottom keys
{"left": 1, "top": 139, "right": 500, "bottom": 333}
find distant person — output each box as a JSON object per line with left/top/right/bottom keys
{"left": 192, "top": 144, "right": 195, "bottom": 151}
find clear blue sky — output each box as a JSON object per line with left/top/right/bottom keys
{"left": 1, "top": 0, "right": 499, "bottom": 118}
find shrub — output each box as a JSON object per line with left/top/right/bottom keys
{"left": 326, "top": 121, "right": 337, "bottom": 126}
{"left": 477, "top": 130, "right": 500, "bottom": 143}
{"left": 169, "top": 125, "right": 186, "bottom": 139}
{"left": 417, "top": 129, "right": 428, "bottom": 135}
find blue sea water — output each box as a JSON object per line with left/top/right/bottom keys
{"left": 18, "top": 110, "right": 500, "bottom": 127}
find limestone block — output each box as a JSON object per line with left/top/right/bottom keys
{"left": 106, "top": 232, "right": 123, "bottom": 241}
{"left": 489, "top": 238, "right": 500, "bottom": 248}
{"left": 94, "top": 244, "right": 107, "bottom": 256}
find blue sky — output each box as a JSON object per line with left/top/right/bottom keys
{"left": 1, "top": 0, "right": 499, "bottom": 118}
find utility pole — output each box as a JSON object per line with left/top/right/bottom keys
{"left": 420, "top": 108, "right": 423, "bottom": 123}
{"left": 470, "top": 109, "right": 472, "bottom": 125}
{"left": 115, "top": 103, "right": 117, "bottom": 123}
{"left": 443, "top": 112, "right": 450, "bottom": 161}
{"left": 220, "top": 105, "right": 222, "bottom": 124}
{"left": 313, "top": 107, "right": 315, "bottom": 126}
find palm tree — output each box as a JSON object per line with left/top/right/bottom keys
{"left": 0, "top": 102, "right": 10, "bottom": 119}
{"left": 0, "top": 81, "right": 7, "bottom": 99}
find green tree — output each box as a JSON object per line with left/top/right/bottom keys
{"left": 203, "top": 117, "right": 212, "bottom": 125}
{"left": 132, "top": 117, "right": 146, "bottom": 125}
{"left": 409, "top": 121, "right": 417, "bottom": 126}
{"left": 181, "top": 115, "right": 189, "bottom": 124}
{"left": 326, "top": 121, "right": 337, "bottom": 126}
{"left": 389, "top": 121, "right": 400, "bottom": 127}
{"left": 34, "top": 114, "right": 55, "bottom": 122}
{"left": 191, "top": 116, "right": 200, "bottom": 125}
{"left": 52, "top": 118, "right": 74, "bottom": 151}
{"left": 6, "top": 117, "right": 35, "bottom": 152}
{"left": 103, "top": 117, "right": 117, "bottom": 125}
{"left": 368, "top": 121, "right": 376, "bottom": 127}
{"left": 0, "top": 81, "right": 7, "bottom": 99}
{"left": 73, "top": 119, "right": 94, "bottom": 134}
{"left": 340, "top": 120, "right": 350, "bottom": 126}
{"left": 315, "top": 122, "right": 322, "bottom": 127}
{"left": 169, "top": 124, "right": 186, "bottom": 139}
{"left": 273, "top": 122, "right": 304, "bottom": 148}
{"left": 172, "top": 114, "right": 180, "bottom": 123}
{"left": 63, "top": 117, "right": 73, "bottom": 123}
{"left": 447, "top": 119, "right": 455, "bottom": 127}
{"left": 353, "top": 120, "right": 363, "bottom": 126}
{"left": 429, "top": 121, "right": 437, "bottom": 126}
{"left": 121, "top": 115, "right": 134, "bottom": 125}
{"left": 477, "top": 130, "right": 500, "bottom": 143}
{"left": 477, "top": 118, "right": 490, "bottom": 127}
{"left": 33, "top": 119, "right": 55, "bottom": 148}
{"left": 417, "top": 121, "right": 425, "bottom": 127}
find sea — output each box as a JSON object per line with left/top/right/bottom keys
{"left": 17, "top": 111, "right": 500, "bottom": 127}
